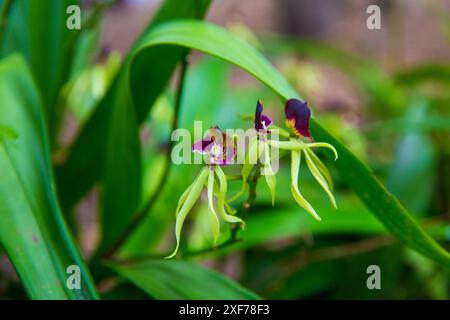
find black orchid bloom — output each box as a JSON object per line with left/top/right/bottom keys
{"left": 285, "top": 98, "right": 313, "bottom": 141}
{"left": 254, "top": 100, "right": 273, "bottom": 132}
{"left": 167, "top": 126, "right": 243, "bottom": 258}
{"left": 192, "top": 126, "right": 236, "bottom": 165}
{"left": 265, "top": 98, "right": 338, "bottom": 221}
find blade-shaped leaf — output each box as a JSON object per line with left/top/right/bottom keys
{"left": 126, "top": 20, "right": 450, "bottom": 268}
{"left": 110, "top": 260, "right": 260, "bottom": 300}
{"left": 0, "top": 54, "right": 98, "bottom": 299}
{"left": 1, "top": 0, "right": 80, "bottom": 129}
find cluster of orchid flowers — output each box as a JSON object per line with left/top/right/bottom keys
{"left": 166, "top": 98, "right": 338, "bottom": 258}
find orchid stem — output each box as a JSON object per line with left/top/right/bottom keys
{"left": 103, "top": 54, "right": 189, "bottom": 259}
{"left": 229, "top": 163, "right": 261, "bottom": 241}
{"left": 225, "top": 174, "right": 243, "bottom": 181}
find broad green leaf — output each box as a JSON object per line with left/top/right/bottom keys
{"left": 110, "top": 260, "right": 260, "bottom": 300}
{"left": 127, "top": 20, "right": 450, "bottom": 268}
{"left": 1, "top": 0, "right": 79, "bottom": 131}
{"left": 0, "top": 54, "right": 98, "bottom": 299}
{"left": 56, "top": 0, "right": 212, "bottom": 255}
{"left": 180, "top": 57, "right": 230, "bottom": 128}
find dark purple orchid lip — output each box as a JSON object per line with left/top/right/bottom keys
{"left": 254, "top": 100, "right": 273, "bottom": 132}
{"left": 192, "top": 126, "right": 236, "bottom": 165}
{"left": 284, "top": 98, "right": 313, "bottom": 140}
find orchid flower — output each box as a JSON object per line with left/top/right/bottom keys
{"left": 267, "top": 98, "right": 338, "bottom": 221}
{"left": 166, "top": 127, "right": 244, "bottom": 258}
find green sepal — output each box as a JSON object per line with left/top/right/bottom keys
{"left": 304, "top": 149, "right": 337, "bottom": 209}
{"left": 215, "top": 166, "right": 245, "bottom": 227}
{"left": 290, "top": 150, "right": 321, "bottom": 221}
{"left": 207, "top": 167, "right": 220, "bottom": 244}
{"left": 166, "top": 167, "right": 209, "bottom": 258}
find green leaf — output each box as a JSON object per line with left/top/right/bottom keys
{"left": 127, "top": 20, "right": 450, "bottom": 268}
{"left": 0, "top": 54, "right": 98, "bottom": 299}
{"left": 56, "top": 0, "right": 212, "bottom": 255}
{"left": 110, "top": 260, "right": 260, "bottom": 300}
{"left": 1, "top": 0, "right": 80, "bottom": 129}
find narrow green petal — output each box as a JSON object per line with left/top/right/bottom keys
{"left": 267, "top": 139, "right": 302, "bottom": 151}
{"left": 306, "top": 142, "right": 338, "bottom": 160}
{"left": 305, "top": 148, "right": 333, "bottom": 191}
{"left": 166, "top": 167, "right": 209, "bottom": 258}
{"left": 175, "top": 183, "right": 193, "bottom": 215}
{"left": 304, "top": 149, "right": 337, "bottom": 209}
{"left": 215, "top": 166, "right": 245, "bottom": 227}
{"left": 291, "top": 150, "right": 321, "bottom": 221}
{"left": 207, "top": 168, "right": 220, "bottom": 244}
{"left": 214, "top": 180, "right": 238, "bottom": 214}
{"left": 265, "top": 173, "right": 277, "bottom": 206}
{"left": 225, "top": 201, "right": 237, "bottom": 215}
{"left": 262, "top": 141, "right": 276, "bottom": 206}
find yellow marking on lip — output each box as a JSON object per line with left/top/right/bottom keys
{"left": 285, "top": 118, "right": 295, "bottom": 128}
{"left": 285, "top": 118, "right": 302, "bottom": 136}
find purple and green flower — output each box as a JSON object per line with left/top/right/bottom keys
{"left": 166, "top": 127, "right": 244, "bottom": 258}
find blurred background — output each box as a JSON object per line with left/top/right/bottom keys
{"left": 1, "top": 0, "right": 449, "bottom": 299}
